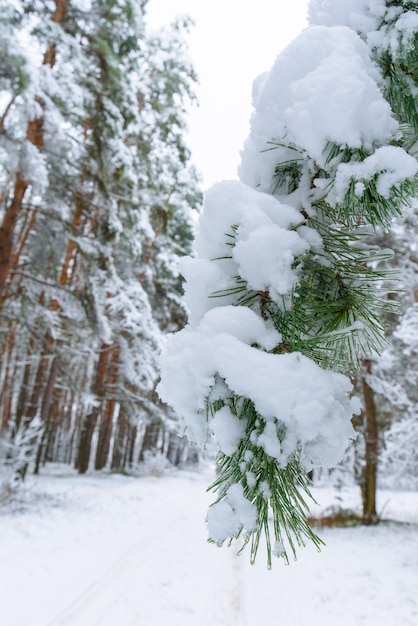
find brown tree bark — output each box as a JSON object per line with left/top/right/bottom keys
{"left": 75, "top": 344, "right": 111, "bottom": 474}
{"left": 0, "top": 322, "right": 16, "bottom": 432}
{"left": 42, "top": 0, "right": 69, "bottom": 67}
{"left": 0, "top": 174, "right": 29, "bottom": 298}
{"left": 361, "top": 359, "right": 379, "bottom": 525}
{"left": 126, "top": 423, "right": 138, "bottom": 467}
{"left": 94, "top": 399, "right": 115, "bottom": 471}
{"left": 94, "top": 345, "right": 120, "bottom": 470}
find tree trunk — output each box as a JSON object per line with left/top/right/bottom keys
{"left": 139, "top": 421, "right": 161, "bottom": 461}
{"left": 94, "top": 345, "right": 119, "bottom": 470}
{"left": 15, "top": 350, "right": 50, "bottom": 430}
{"left": 126, "top": 423, "right": 138, "bottom": 468}
{"left": 33, "top": 358, "right": 59, "bottom": 474}
{"left": 75, "top": 408, "right": 99, "bottom": 474}
{"left": 361, "top": 359, "right": 379, "bottom": 525}
{"left": 0, "top": 174, "right": 29, "bottom": 297}
{"left": 111, "top": 410, "right": 128, "bottom": 471}
{"left": 94, "top": 399, "right": 115, "bottom": 470}
{"left": 75, "top": 344, "right": 111, "bottom": 473}
{"left": 0, "top": 322, "right": 16, "bottom": 432}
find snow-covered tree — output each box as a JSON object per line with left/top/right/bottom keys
{"left": 159, "top": 0, "right": 418, "bottom": 564}
{"left": 0, "top": 0, "right": 200, "bottom": 478}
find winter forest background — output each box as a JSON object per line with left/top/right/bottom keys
{"left": 0, "top": 0, "right": 202, "bottom": 484}
{"left": 0, "top": 0, "right": 418, "bottom": 586}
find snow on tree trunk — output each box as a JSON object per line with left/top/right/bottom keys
{"left": 158, "top": 0, "right": 418, "bottom": 565}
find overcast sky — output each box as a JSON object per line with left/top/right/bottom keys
{"left": 147, "top": 0, "right": 309, "bottom": 188}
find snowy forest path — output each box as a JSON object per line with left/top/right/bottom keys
{"left": 45, "top": 470, "right": 243, "bottom": 626}
{"left": 1, "top": 472, "right": 418, "bottom": 625}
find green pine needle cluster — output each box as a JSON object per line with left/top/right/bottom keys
{"left": 207, "top": 396, "right": 325, "bottom": 568}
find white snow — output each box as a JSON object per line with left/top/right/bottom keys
{"left": 333, "top": 145, "right": 418, "bottom": 204}
{"left": 207, "top": 482, "right": 258, "bottom": 543}
{"left": 211, "top": 405, "right": 247, "bottom": 456}
{"left": 309, "top": 0, "right": 418, "bottom": 56}
{"left": 180, "top": 180, "right": 306, "bottom": 323}
{"left": 1, "top": 465, "right": 418, "bottom": 625}
{"left": 233, "top": 224, "right": 309, "bottom": 300}
{"left": 159, "top": 316, "right": 359, "bottom": 469}
{"left": 308, "top": 0, "right": 384, "bottom": 33}
{"left": 239, "top": 25, "right": 399, "bottom": 194}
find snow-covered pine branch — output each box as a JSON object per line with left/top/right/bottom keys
{"left": 158, "top": 0, "right": 418, "bottom": 565}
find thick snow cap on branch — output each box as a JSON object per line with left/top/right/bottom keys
{"left": 308, "top": 0, "right": 384, "bottom": 32}
{"left": 180, "top": 181, "right": 320, "bottom": 324}
{"left": 309, "top": 0, "right": 418, "bottom": 53}
{"left": 239, "top": 25, "right": 398, "bottom": 194}
{"left": 333, "top": 145, "right": 418, "bottom": 204}
{"left": 158, "top": 311, "right": 359, "bottom": 469}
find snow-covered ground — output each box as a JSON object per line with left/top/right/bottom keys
{"left": 1, "top": 464, "right": 417, "bottom": 626}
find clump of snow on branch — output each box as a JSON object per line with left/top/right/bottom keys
{"left": 206, "top": 483, "right": 257, "bottom": 543}
{"left": 308, "top": 0, "right": 384, "bottom": 33}
{"left": 180, "top": 181, "right": 315, "bottom": 323}
{"left": 333, "top": 146, "right": 418, "bottom": 204}
{"left": 309, "top": 0, "right": 418, "bottom": 55}
{"left": 239, "top": 25, "right": 399, "bottom": 195}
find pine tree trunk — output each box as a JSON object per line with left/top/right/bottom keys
{"left": 0, "top": 322, "right": 16, "bottom": 432}
{"left": 33, "top": 358, "right": 59, "bottom": 473}
{"left": 94, "top": 345, "right": 119, "bottom": 470}
{"left": 68, "top": 401, "right": 85, "bottom": 465}
{"left": 94, "top": 399, "right": 115, "bottom": 470}
{"left": 75, "top": 344, "right": 111, "bottom": 473}
{"left": 15, "top": 350, "right": 49, "bottom": 430}
{"left": 126, "top": 423, "right": 138, "bottom": 468}
{"left": 9, "top": 332, "right": 35, "bottom": 435}
{"left": 51, "top": 390, "right": 71, "bottom": 464}
{"left": 0, "top": 174, "right": 29, "bottom": 298}
{"left": 139, "top": 421, "right": 161, "bottom": 461}
{"left": 111, "top": 410, "right": 128, "bottom": 471}
{"left": 361, "top": 359, "right": 379, "bottom": 525}
{"left": 75, "top": 408, "right": 99, "bottom": 474}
